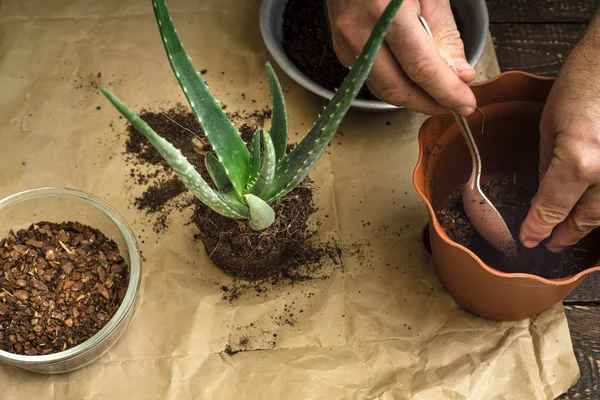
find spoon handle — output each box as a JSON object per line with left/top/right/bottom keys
{"left": 417, "top": 15, "right": 482, "bottom": 188}
{"left": 452, "top": 112, "right": 482, "bottom": 188}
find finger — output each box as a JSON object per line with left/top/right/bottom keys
{"left": 384, "top": 2, "right": 476, "bottom": 116}
{"left": 420, "top": 0, "right": 476, "bottom": 84}
{"left": 538, "top": 88, "right": 559, "bottom": 177}
{"left": 519, "top": 160, "right": 588, "bottom": 248}
{"left": 331, "top": 13, "right": 448, "bottom": 114}
{"left": 546, "top": 185, "right": 600, "bottom": 252}
{"left": 364, "top": 44, "right": 449, "bottom": 114}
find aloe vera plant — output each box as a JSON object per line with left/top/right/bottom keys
{"left": 103, "top": 0, "right": 404, "bottom": 230}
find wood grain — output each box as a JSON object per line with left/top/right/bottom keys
{"left": 566, "top": 274, "right": 600, "bottom": 303}
{"left": 557, "top": 305, "right": 600, "bottom": 399}
{"left": 489, "top": 23, "right": 586, "bottom": 76}
{"left": 488, "top": 0, "right": 598, "bottom": 23}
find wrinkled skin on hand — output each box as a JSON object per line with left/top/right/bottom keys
{"left": 327, "top": 1, "right": 600, "bottom": 253}
{"left": 325, "top": 0, "right": 476, "bottom": 116}
{"left": 520, "top": 29, "right": 600, "bottom": 253}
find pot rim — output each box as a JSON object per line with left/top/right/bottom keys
{"left": 258, "top": 0, "right": 489, "bottom": 112}
{"left": 0, "top": 187, "right": 142, "bottom": 365}
{"left": 412, "top": 70, "right": 600, "bottom": 285}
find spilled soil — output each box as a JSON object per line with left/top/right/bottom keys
{"left": 113, "top": 100, "right": 348, "bottom": 284}
{"left": 114, "top": 103, "right": 350, "bottom": 355}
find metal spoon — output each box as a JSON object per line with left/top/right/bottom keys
{"left": 418, "top": 15, "right": 517, "bottom": 258}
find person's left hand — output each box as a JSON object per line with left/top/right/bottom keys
{"left": 519, "top": 30, "right": 600, "bottom": 252}
{"left": 325, "top": 0, "right": 476, "bottom": 116}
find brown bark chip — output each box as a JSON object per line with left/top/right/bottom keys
{"left": 0, "top": 221, "right": 129, "bottom": 355}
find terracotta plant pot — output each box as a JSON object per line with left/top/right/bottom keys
{"left": 413, "top": 71, "right": 600, "bottom": 321}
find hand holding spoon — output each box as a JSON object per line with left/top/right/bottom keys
{"left": 418, "top": 15, "right": 517, "bottom": 258}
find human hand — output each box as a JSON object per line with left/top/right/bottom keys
{"left": 325, "top": 0, "right": 476, "bottom": 116}
{"left": 519, "top": 30, "right": 600, "bottom": 252}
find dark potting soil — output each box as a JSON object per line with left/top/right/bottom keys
{"left": 222, "top": 300, "right": 305, "bottom": 356}
{"left": 124, "top": 106, "right": 215, "bottom": 232}
{"left": 125, "top": 105, "right": 207, "bottom": 174}
{"left": 123, "top": 105, "right": 275, "bottom": 233}
{"left": 281, "top": 0, "right": 376, "bottom": 101}
{"left": 437, "top": 177, "right": 597, "bottom": 279}
{"left": 281, "top": 0, "right": 465, "bottom": 101}
{"left": 119, "top": 105, "right": 343, "bottom": 287}
{"left": 0, "top": 221, "right": 129, "bottom": 355}
{"left": 193, "top": 184, "right": 322, "bottom": 281}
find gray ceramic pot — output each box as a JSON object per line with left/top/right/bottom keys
{"left": 259, "top": 0, "right": 489, "bottom": 112}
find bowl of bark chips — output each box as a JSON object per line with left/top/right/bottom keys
{"left": 0, "top": 187, "right": 141, "bottom": 374}
{"left": 259, "top": 0, "right": 489, "bottom": 112}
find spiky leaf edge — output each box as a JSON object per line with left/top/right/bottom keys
{"left": 205, "top": 152, "right": 232, "bottom": 191}
{"left": 152, "top": 0, "right": 250, "bottom": 198}
{"left": 102, "top": 89, "right": 249, "bottom": 219}
{"left": 265, "top": 62, "right": 288, "bottom": 162}
{"left": 263, "top": 0, "right": 405, "bottom": 201}
{"left": 247, "top": 129, "right": 262, "bottom": 190}
{"left": 248, "top": 130, "right": 276, "bottom": 197}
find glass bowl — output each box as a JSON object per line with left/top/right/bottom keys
{"left": 0, "top": 187, "right": 141, "bottom": 374}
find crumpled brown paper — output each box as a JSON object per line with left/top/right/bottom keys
{"left": 0, "top": 0, "right": 579, "bottom": 398}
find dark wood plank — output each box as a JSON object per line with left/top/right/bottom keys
{"left": 487, "top": 0, "right": 598, "bottom": 23}
{"left": 566, "top": 273, "right": 600, "bottom": 303}
{"left": 489, "top": 23, "right": 587, "bottom": 76}
{"left": 557, "top": 305, "right": 600, "bottom": 399}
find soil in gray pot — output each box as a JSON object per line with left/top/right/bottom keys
{"left": 281, "top": 0, "right": 465, "bottom": 101}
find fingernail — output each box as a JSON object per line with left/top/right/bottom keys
{"left": 521, "top": 240, "right": 538, "bottom": 248}
{"left": 455, "top": 105, "right": 475, "bottom": 116}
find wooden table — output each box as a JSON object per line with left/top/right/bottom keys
{"left": 487, "top": 1, "right": 599, "bottom": 398}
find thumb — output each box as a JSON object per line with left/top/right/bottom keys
{"left": 427, "top": 5, "right": 476, "bottom": 83}
{"left": 519, "top": 160, "right": 587, "bottom": 247}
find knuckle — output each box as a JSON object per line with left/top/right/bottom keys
{"left": 570, "top": 153, "right": 594, "bottom": 181}
{"left": 531, "top": 203, "right": 566, "bottom": 230}
{"left": 374, "top": 84, "right": 408, "bottom": 105}
{"left": 571, "top": 217, "right": 596, "bottom": 234}
{"left": 436, "top": 29, "right": 463, "bottom": 47}
{"left": 365, "top": 1, "right": 387, "bottom": 21}
{"left": 333, "top": 18, "right": 363, "bottom": 55}
{"left": 333, "top": 17, "right": 352, "bottom": 43}
{"left": 404, "top": 58, "right": 439, "bottom": 86}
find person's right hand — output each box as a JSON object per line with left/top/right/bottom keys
{"left": 325, "top": 0, "right": 476, "bottom": 116}
{"left": 519, "top": 24, "right": 600, "bottom": 252}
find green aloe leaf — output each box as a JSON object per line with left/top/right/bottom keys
{"left": 205, "top": 152, "right": 231, "bottom": 191}
{"left": 244, "top": 194, "right": 275, "bottom": 230}
{"left": 263, "top": 0, "right": 405, "bottom": 201}
{"left": 265, "top": 62, "right": 288, "bottom": 162}
{"left": 102, "top": 88, "right": 249, "bottom": 219}
{"left": 152, "top": 0, "right": 250, "bottom": 198}
{"left": 247, "top": 129, "right": 262, "bottom": 189}
{"left": 248, "top": 130, "right": 276, "bottom": 197}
